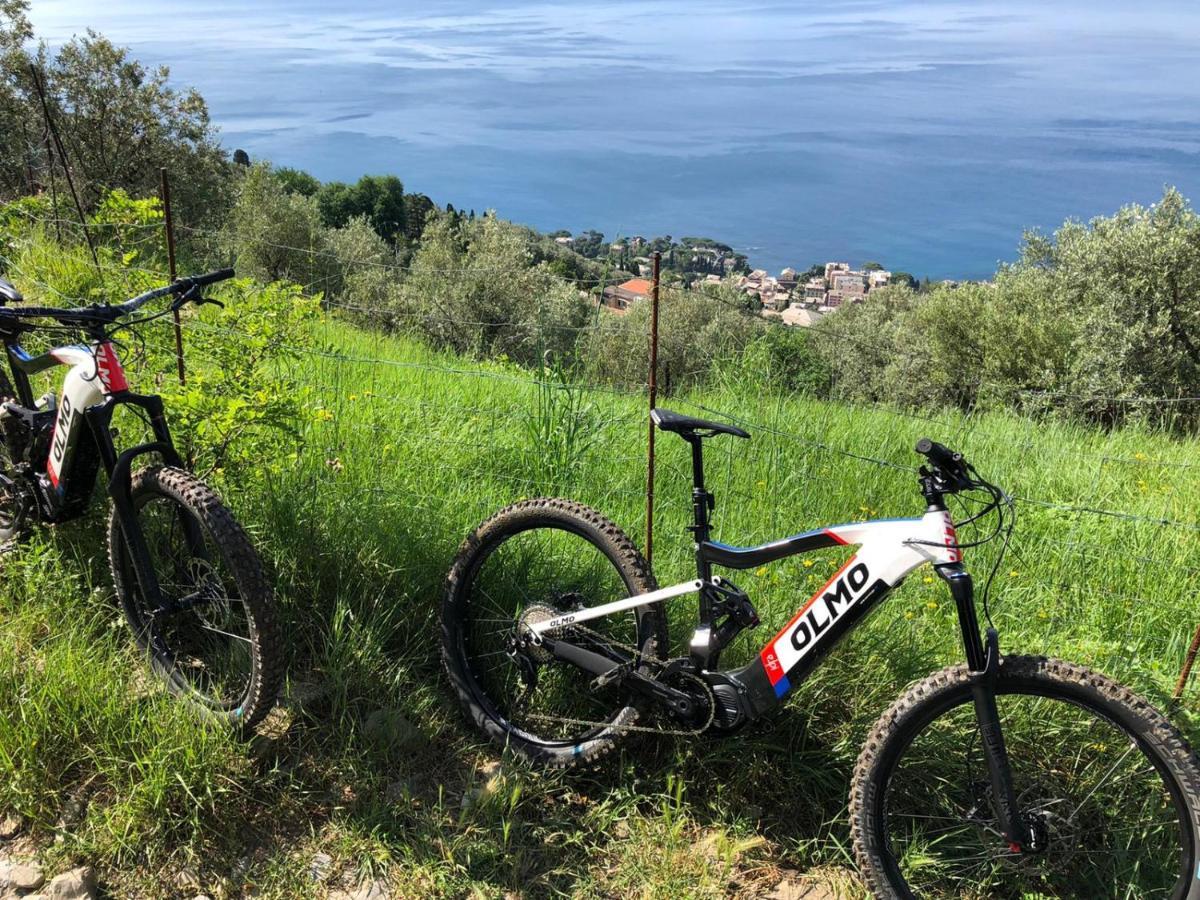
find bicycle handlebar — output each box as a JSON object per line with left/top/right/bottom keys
{"left": 915, "top": 437, "right": 962, "bottom": 471}
{"left": 915, "top": 437, "right": 974, "bottom": 490}
{"left": 0, "top": 268, "right": 235, "bottom": 328}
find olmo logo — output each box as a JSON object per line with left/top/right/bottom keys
{"left": 789, "top": 561, "right": 870, "bottom": 654}
{"left": 47, "top": 393, "right": 74, "bottom": 486}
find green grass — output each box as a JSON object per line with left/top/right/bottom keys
{"left": 3, "top": 313, "right": 1200, "bottom": 897}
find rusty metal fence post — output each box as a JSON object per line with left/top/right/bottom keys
{"left": 159, "top": 168, "right": 186, "bottom": 386}
{"left": 645, "top": 251, "right": 662, "bottom": 565}
{"left": 1174, "top": 624, "right": 1200, "bottom": 701}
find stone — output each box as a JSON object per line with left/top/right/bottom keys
{"left": 329, "top": 880, "right": 389, "bottom": 900}
{"left": 309, "top": 852, "right": 332, "bottom": 882}
{"left": 174, "top": 868, "right": 201, "bottom": 891}
{"left": 53, "top": 794, "right": 88, "bottom": 844}
{"left": 0, "top": 814, "right": 22, "bottom": 840}
{"left": 9, "top": 862, "right": 45, "bottom": 891}
{"left": 41, "top": 866, "right": 97, "bottom": 900}
{"left": 767, "top": 872, "right": 835, "bottom": 900}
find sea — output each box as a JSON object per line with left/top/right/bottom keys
{"left": 32, "top": 0, "right": 1200, "bottom": 279}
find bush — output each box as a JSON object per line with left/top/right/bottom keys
{"left": 735, "top": 325, "right": 830, "bottom": 396}
{"left": 580, "top": 284, "right": 763, "bottom": 392}
{"left": 395, "top": 211, "right": 590, "bottom": 366}
{"left": 154, "top": 279, "right": 321, "bottom": 485}
{"left": 811, "top": 187, "right": 1200, "bottom": 430}
{"left": 325, "top": 215, "right": 400, "bottom": 326}
{"left": 222, "top": 163, "right": 335, "bottom": 291}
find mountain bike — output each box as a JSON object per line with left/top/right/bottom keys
{"left": 0, "top": 270, "right": 281, "bottom": 730}
{"left": 443, "top": 407, "right": 1200, "bottom": 898}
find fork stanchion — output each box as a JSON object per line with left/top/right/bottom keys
{"left": 645, "top": 250, "right": 661, "bottom": 565}
{"left": 159, "top": 167, "right": 186, "bottom": 386}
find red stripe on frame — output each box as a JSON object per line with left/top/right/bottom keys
{"left": 759, "top": 554, "right": 858, "bottom": 666}
{"left": 95, "top": 342, "right": 129, "bottom": 393}
{"left": 759, "top": 647, "right": 785, "bottom": 685}
{"left": 824, "top": 528, "right": 848, "bottom": 545}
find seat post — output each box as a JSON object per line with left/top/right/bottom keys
{"left": 687, "top": 435, "right": 716, "bottom": 635}
{"left": 687, "top": 436, "right": 714, "bottom": 547}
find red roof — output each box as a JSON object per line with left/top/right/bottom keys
{"left": 619, "top": 278, "right": 652, "bottom": 297}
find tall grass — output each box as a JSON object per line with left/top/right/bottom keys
{"left": 3, "top": 313, "right": 1200, "bottom": 896}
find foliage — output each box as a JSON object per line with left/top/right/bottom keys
{"left": 395, "top": 211, "right": 590, "bottom": 365}
{"left": 581, "top": 283, "right": 763, "bottom": 392}
{"left": 324, "top": 215, "right": 400, "bottom": 325}
{"left": 735, "top": 324, "right": 831, "bottom": 396}
{"left": 272, "top": 165, "right": 320, "bottom": 197}
{"left": 89, "top": 188, "right": 166, "bottom": 274}
{"left": 0, "top": 18, "right": 229, "bottom": 227}
{"left": 316, "top": 174, "right": 406, "bottom": 243}
{"left": 813, "top": 188, "right": 1200, "bottom": 430}
{"left": 154, "top": 279, "right": 321, "bottom": 485}
{"left": 221, "top": 163, "right": 334, "bottom": 289}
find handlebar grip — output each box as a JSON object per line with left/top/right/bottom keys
{"left": 188, "top": 268, "right": 235, "bottom": 288}
{"left": 915, "top": 437, "right": 963, "bottom": 470}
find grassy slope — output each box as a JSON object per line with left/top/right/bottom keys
{"left": 3, "top": 315, "right": 1200, "bottom": 898}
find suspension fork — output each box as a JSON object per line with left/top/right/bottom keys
{"left": 937, "top": 563, "right": 1033, "bottom": 850}
{"left": 86, "top": 396, "right": 195, "bottom": 615}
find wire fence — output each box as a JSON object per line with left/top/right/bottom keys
{"left": 4, "top": 196, "right": 1200, "bottom": 697}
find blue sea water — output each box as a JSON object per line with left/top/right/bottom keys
{"left": 32, "top": 0, "right": 1200, "bottom": 279}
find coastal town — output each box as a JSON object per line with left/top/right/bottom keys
{"left": 601, "top": 260, "right": 900, "bottom": 327}
{"left": 550, "top": 229, "right": 930, "bottom": 329}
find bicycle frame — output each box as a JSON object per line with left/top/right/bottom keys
{"left": 2, "top": 333, "right": 185, "bottom": 611}
{"left": 528, "top": 508, "right": 965, "bottom": 716}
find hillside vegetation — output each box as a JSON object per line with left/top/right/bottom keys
{"left": 2, "top": 304, "right": 1199, "bottom": 896}
{"left": 2, "top": 3, "right": 1200, "bottom": 895}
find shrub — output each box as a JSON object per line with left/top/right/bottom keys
{"left": 222, "top": 163, "right": 335, "bottom": 291}
{"left": 395, "top": 211, "right": 590, "bottom": 366}
{"left": 580, "top": 285, "right": 763, "bottom": 392}
{"left": 154, "top": 279, "right": 321, "bottom": 485}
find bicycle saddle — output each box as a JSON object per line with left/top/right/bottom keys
{"left": 0, "top": 277, "right": 23, "bottom": 305}
{"left": 651, "top": 408, "right": 750, "bottom": 440}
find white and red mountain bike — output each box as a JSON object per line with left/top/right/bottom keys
{"left": 444, "top": 408, "right": 1200, "bottom": 898}
{"left": 0, "top": 270, "right": 281, "bottom": 730}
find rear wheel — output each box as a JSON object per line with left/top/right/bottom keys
{"left": 442, "top": 498, "right": 668, "bottom": 767}
{"left": 108, "top": 465, "right": 282, "bottom": 730}
{"left": 851, "top": 656, "right": 1200, "bottom": 899}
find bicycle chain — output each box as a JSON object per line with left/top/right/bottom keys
{"left": 517, "top": 620, "right": 716, "bottom": 737}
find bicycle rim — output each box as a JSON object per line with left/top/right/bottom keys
{"left": 878, "top": 685, "right": 1192, "bottom": 898}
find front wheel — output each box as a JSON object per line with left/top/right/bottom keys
{"left": 851, "top": 655, "right": 1200, "bottom": 899}
{"left": 108, "top": 465, "right": 282, "bottom": 730}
